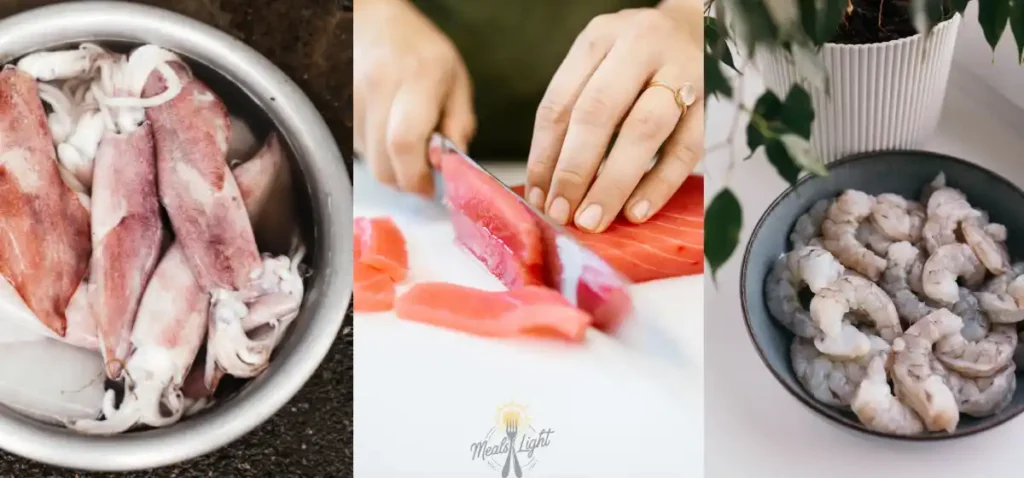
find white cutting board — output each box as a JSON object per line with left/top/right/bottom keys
{"left": 353, "top": 160, "right": 703, "bottom": 477}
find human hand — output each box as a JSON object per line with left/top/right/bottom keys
{"left": 525, "top": 6, "right": 703, "bottom": 233}
{"left": 354, "top": 0, "right": 476, "bottom": 196}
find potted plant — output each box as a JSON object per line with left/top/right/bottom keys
{"left": 704, "top": 0, "right": 1024, "bottom": 276}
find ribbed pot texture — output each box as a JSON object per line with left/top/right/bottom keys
{"left": 756, "top": 14, "right": 962, "bottom": 163}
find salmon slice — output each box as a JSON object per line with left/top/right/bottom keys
{"left": 354, "top": 262, "right": 397, "bottom": 312}
{"left": 354, "top": 216, "right": 408, "bottom": 282}
{"left": 394, "top": 283, "right": 591, "bottom": 341}
{"left": 353, "top": 216, "right": 409, "bottom": 312}
{"left": 510, "top": 175, "right": 705, "bottom": 282}
{"left": 436, "top": 148, "right": 544, "bottom": 287}
{"left": 0, "top": 66, "right": 92, "bottom": 336}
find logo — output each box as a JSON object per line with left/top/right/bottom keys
{"left": 470, "top": 402, "right": 554, "bottom": 477}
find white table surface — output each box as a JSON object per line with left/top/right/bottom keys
{"left": 705, "top": 62, "right": 1024, "bottom": 477}
{"left": 353, "top": 161, "right": 704, "bottom": 477}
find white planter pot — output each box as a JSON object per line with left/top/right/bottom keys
{"left": 755, "top": 14, "right": 962, "bottom": 163}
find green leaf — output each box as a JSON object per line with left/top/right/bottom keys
{"left": 705, "top": 188, "right": 743, "bottom": 278}
{"left": 779, "top": 134, "right": 827, "bottom": 177}
{"left": 729, "top": 0, "right": 782, "bottom": 52}
{"left": 705, "top": 16, "right": 738, "bottom": 72}
{"left": 979, "top": 0, "right": 1012, "bottom": 51}
{"left": 799, "top": 0, "right": 845, "bottom": 45}
{"left": 791, "top": 42, "right": 828, "bottom": 93}
{"left": 766, "top": 141, "right": 803, "bottom": 185}
{"left": 950, "top": 0, "right": 970, "bottom": 14}
{"left": 705, "top": 51, "right": 733, "bottom": 101}
{"left": 781, "top": 85, "right": 814, "bottom": 139}
{"left": 746, "top": 91, "right": 783, "bottom": 153}
{"left": 911, "top": 0, "right": 947, "bottom": 34}
{"left": 1011, "top": 0, "right": 1024, "bottom": 63}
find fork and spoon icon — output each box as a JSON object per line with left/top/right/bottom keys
{"left": 501, "top": 417, "right": 523, "bottom": 478}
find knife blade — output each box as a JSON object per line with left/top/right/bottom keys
{"left": 427, "top": 133, "right": 686, "bottom": 367}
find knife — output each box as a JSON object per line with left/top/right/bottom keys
{"left": 427, "top": 133, "right": 686, "bottom": 367}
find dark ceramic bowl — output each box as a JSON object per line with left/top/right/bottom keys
{"left": 740, "top": 150, "right": 1024, "bottom": 440}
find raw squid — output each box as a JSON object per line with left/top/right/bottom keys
{"left": 144, "top": 61, "right": 305, "bottom": 386}
{"left": 0, "top": 66, "right": 91, "bottom": 336}
{"left": 232, "top": 132, "right": 299, "bottom": 255}
{"left": 67, "top": 244, "right": 208, "bottom": 435}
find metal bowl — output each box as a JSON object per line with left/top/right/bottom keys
{"left": 0, "top": 1, "right": 352, "bottom": 471}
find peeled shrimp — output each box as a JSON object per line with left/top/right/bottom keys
{"left": 810, "top": 275, "right": 902, "bottom": 346}
{"left": 790, "top": 199, "right": 832, "bottom": 249}
{"left": 791, "top": 336, "right": 889, "bottom": 407}
{"left": 951, "top": 288, "right": 990, "bottom": 342}
{"left": 962, "top": 217, "right": 1010, "bottom": 275}
{"left": 851, "top": 356, "right": 926, "bottom": 435}
{"left": 976, "top": 263, "right": 1024, "bottom": 323}
{"left": 789, "top": 246, "right": 845, "bottom": 293}
{"left": 921, "top": 243, "right": 986, "bottom": 305}
{"left": 871, "top": 194, "right": 925, "bottom": 243}
{"left": 890, "top": 309, "right": 963, "bottom": 433}
{"left": 934, "top": 323, "right": 1016, "bottom": 378}
{"left": 921, "top": 187, "right": 979, "bottom": 254}
{"left": 765, "top": 254, "right": 820, "bottom": 339}
{"left": 880, "top": 241, "right": 934, "bottom": 325}
{"left": 821, "top": 190, "right": 887, "bottom": 281}
{"left": 935, "top": 357, "right": 1016, "bottom": 418}
{"left": 855, "top": 218, "right": 893, "bottom": 256}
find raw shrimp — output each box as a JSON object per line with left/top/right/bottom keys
{"left": 962, "top": 217, "right": 1010, "bottom": 275}
{"left": 855, "top": 219, "right": 893, "bottom": 256}
{"left": 790, "top": 199, "right": 832, "bottom": 249}
{"left": 765, "top": 254, "right": 820, "bottom": 339}
{"left": 851, "top": 356, "right": 926, "bottom": 435}
{"left": 880, "top": 241, "right": 934, "bottom": 325}
{"left": 921, "top": 187, "right": 979, "bottom": 254}
{"left": 810, "top": 275, "right": 902, "bottom": 345}
{"left": 934, "top": 323, "right": 1016, "bottom": 378}
{"left": 871, "top": 194, "right": 926, "bottom": 243}
{"left": 889, "top": 309, "right": 962, "bottom": 433}
{"left": 821, "top": 190, "right": 887, "bottom": 281}
{"left": 788, "top": 246, "right": 845, "bottom": 293}
{"left": 935, "top": 358, "right": 1016, "bottom": 418}
{"left": 921, "top": 243, "right": 986, "bottom": 305}
{"left": 951, "top": 288, "right": 990, "bottom": 342}
{"left": 791, "top": 336, "right": 889, "bottom": 407}
{"left": 976, "top": 263, "right": 1024, "bottom": 323}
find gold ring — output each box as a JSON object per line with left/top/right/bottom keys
{"left": 646, "top": 80, "right": 696, "bottom": 116}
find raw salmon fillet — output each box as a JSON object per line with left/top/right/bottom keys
{"left": 354, "top": 216, "right": 409, "bottom": 312}
{"left": 511, "top": 175, "right": 705, "bottom": 282}
{"left": 394, "top": 283, "right": 591, "bottom": 341}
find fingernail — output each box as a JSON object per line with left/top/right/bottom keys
{"left": 576, "top": 204, "right": 603, "bottom": 231}
{"left": 527, "top": 187, "right": 545, "bottom": 209}
{"left": 631, "top": 200, "right": 650, "bottom": 221}
{"left": 548, "top": 196, "right": 570, "bottom": 224}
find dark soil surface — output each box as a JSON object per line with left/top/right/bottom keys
{"left": 830, "top": 0, "right": 954, "bottom": 45}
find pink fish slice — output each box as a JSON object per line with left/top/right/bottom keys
{"left": 89, "top": 123, "right": 165, "bottom": 379}
{"left": 67, "top": 243, "right": 208, "bottom": 435}
{"left": 143, "top": 62, "right": 262, "bottom": 292}
{"left": 0, "top": 66, "right": 91, "bottom": 336}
